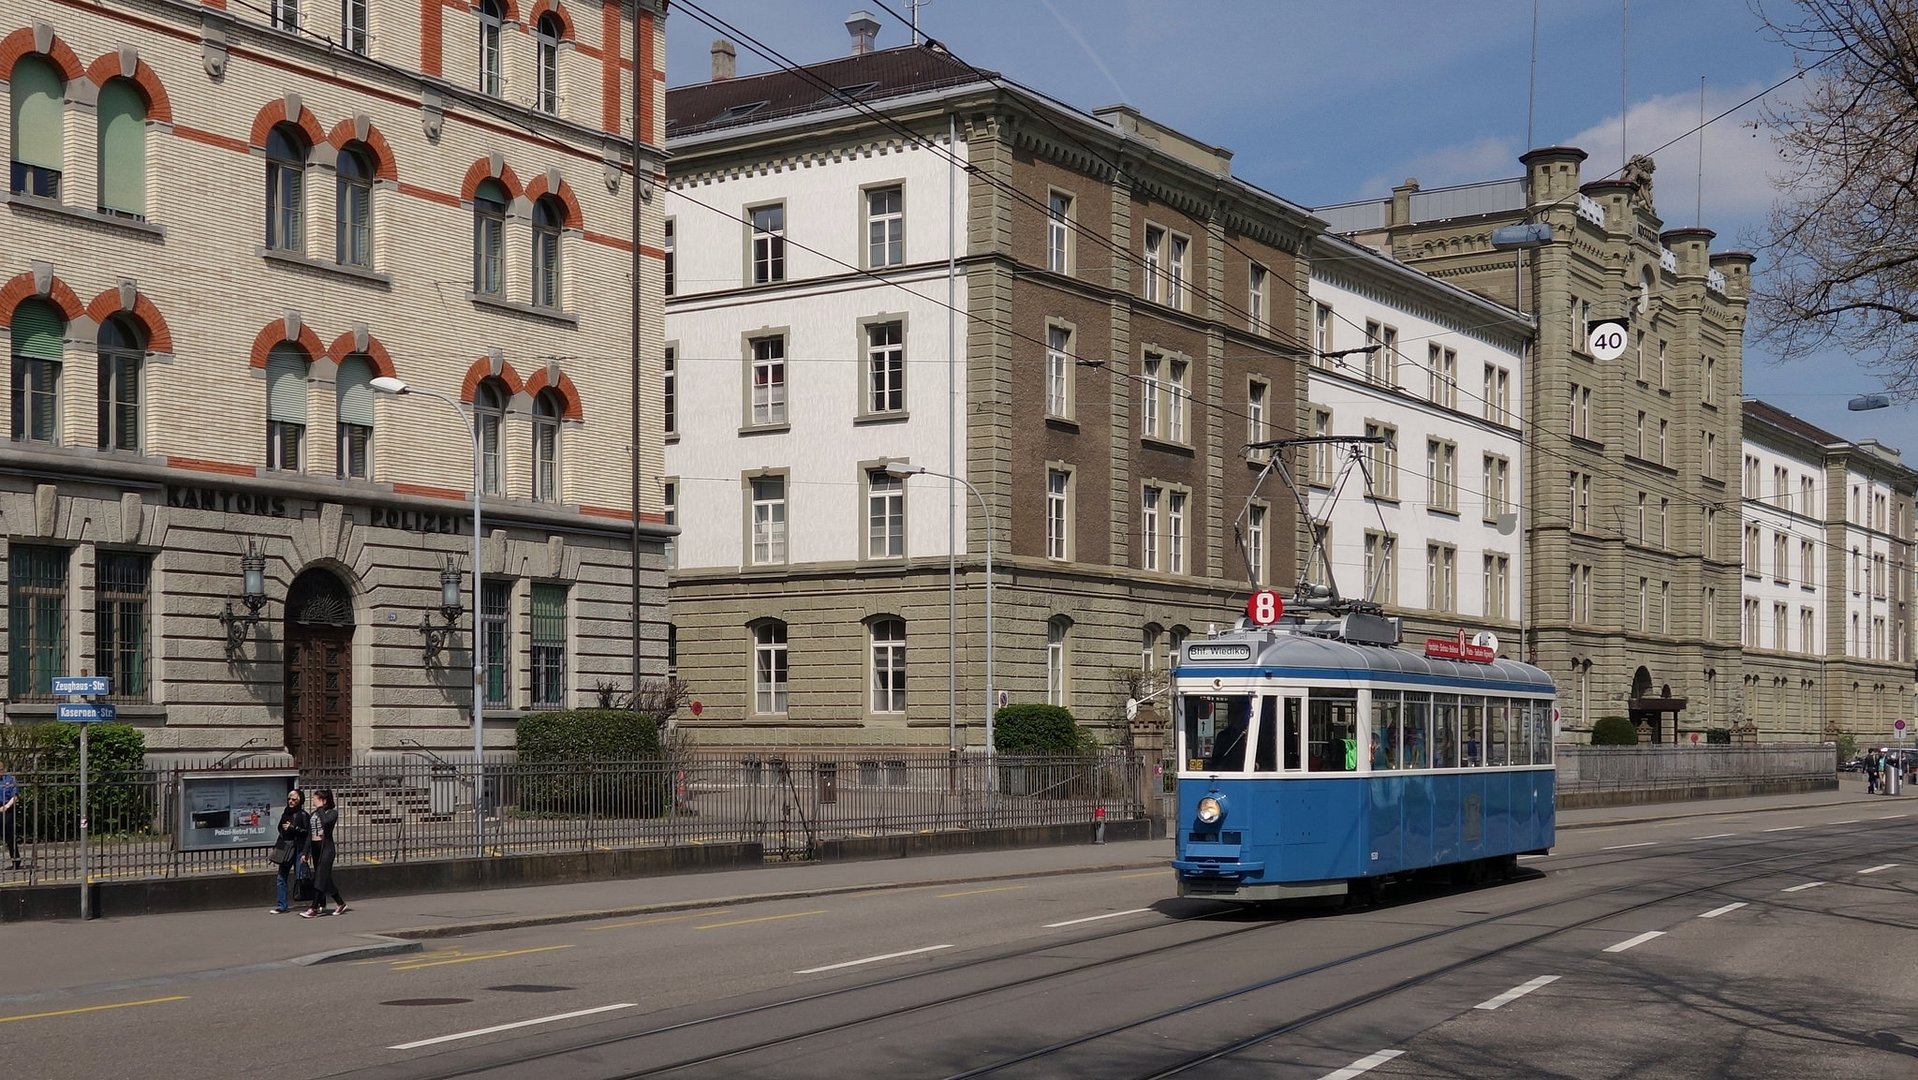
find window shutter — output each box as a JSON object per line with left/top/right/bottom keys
{"left": 336, "top": 356, "right": 375, "bottom": 426}
{"left": 265, "top": 347, "right": 308, "bottom": 422}
{"left": 9, "top": 299, "right": 65, "bottom": 360}
{"left": 97, "top": 80, "right": 147, "bottom": 216}
{"left": 531, "top": 584, "right": 565, "bottom": 645}
{"left": 8, "top": 58, "right": 64, "bottom": 171}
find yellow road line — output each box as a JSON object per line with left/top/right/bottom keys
{"left": 1118, "top": 870, "right": 1166, "bottom": 879}
{"left": 588, "top": 910, "right": 731, "bottom": 932}
{"left": 695, "top": 910, "right": 826, "bottom": 930}
{"left": 937, "top": 885, "right": 1028, "bottom": 899}
{"left": 392, "top": 945, "right": 574, "bottom": 971}
{"left": 354, "top": 948, "right": 466, "bottom": 966}
{"left": 0, "top": 996, "right": 188, "bottom": 1024}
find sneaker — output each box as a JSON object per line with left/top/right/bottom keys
{"left": 270, "top": 907, "right": 289, "bottom": 914}
{"left": 299, "top": 909, "right": 326, "bottom": 919}
{"left": 333, "top": 905, "right": 349, "bottom": 916}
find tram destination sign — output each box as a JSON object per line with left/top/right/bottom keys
{"left": 1424, "top": 630, "right": 1496, "bottom": 664}
{"left": 1186, "top": 643, "right": 1252, "bottom": 662}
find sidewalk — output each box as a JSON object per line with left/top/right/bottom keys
{"left": 0, "top": 781, "right": 1895, "bottom": 1004}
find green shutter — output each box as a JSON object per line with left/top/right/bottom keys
{"left": 9, "top": 58, "right": 64, "bottom": 171}
{"left": 96, "top": 80, "right": 146, "bottom": 216}
{"left": 336, "top": 356, "right": 374, "bottom": 426}
{"left": 10, "top": 299, "right": 64, "bottom": 361}
{"left": 266, "top": 347, "right": 307, "bottom": 422}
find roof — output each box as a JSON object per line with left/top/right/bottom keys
{"left": 1742, "top": 398, "right": 1843, "bottom": 447}
{"left": 668, "top": 45, "right": 987, "bottom": 138}
{"left": 1182, "top": 626, "right": 1556, "bottom": 695}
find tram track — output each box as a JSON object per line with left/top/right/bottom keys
{"left": 369, "top": 816, "right": 1914, "bottom": 1080}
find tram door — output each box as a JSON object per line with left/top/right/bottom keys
{"left": 1254, "top": 692, "right": 1307, "bottom": 772}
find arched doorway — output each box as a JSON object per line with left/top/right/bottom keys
{"left": 283, "top": 567, "right": 356, "bottom": 767}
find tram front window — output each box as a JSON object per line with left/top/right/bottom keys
{"left": 1185, "top": 695, "right": 1252, "bottom": 771}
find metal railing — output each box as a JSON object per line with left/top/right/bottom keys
{"left": 1555, "top": 744, "right": 1834, "bottom": 791}
{"left": 0, "top": 750, "right": 1143, "bottom": 886}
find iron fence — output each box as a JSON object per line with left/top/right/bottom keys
{"left": 0, "top": 750, "right": 1143, "bottom": 886}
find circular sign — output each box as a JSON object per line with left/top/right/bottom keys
{"left": 1245, "top": 589, "right": 1284, "bottom": 626}
{"left": 1898, "top": 719, "right": 1908, "bottom": 732}
{"left": 1690, "top": 732, "right": 1701, "bottom": 744}
{"left": 1473, "top": 630, "right": 1499, "bottom": 653}
{"left": 1588, "top": 320, "right": 1628, "bottom": 361}
{"left": 689, "top": 700, "right": 704, "bottom": 717}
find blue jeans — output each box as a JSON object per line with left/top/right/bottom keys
{"left": 276, "top": 861, "right": 298, "bottom": 910}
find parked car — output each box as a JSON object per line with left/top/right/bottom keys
{"left": 1840, "top": 757, "right": 1865, "bottom": 773}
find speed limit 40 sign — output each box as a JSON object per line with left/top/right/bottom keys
{"left": 1587, "top": 319, "right": 1628, "bottom": 361}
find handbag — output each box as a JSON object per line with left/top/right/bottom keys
{"left": 267, "top": 840, "right": 295, "bottom": 866}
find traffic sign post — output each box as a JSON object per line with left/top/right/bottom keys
{"left": 57, "top": 675, "right": 111, "bottom": 920}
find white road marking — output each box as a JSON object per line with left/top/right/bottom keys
{"left": 795, "top": 945, "right": 953, "bottom": 974}
{"left": 1699, "top": 902, "right": 1747, "bottom": 919}
{"left": 1602, "top": 842, "right": 1655, "bottom": 850}
{"left": 1604, "top": 931, "right": 1667, "bottom": 953}
{"left": 1474, "top": 975, "right": 1559, "bottom": 1010}
{"left": 388, "top": 1004, "right": 635, "bottom": 1050}
{"left": 1316, "top": 1049, "right": 1406, "bottom": 1079}
{"left": 1691, "top": 833, "right": 1737, "bottom": 840}
{"left": 1830, "top": 819, "right": 1860, "bottom": 825}
{"left": 1874, "top": 814, "right": 1908, "bottom": 820}
{"left": 1518, "top": 854, "right": 1547, "bottom": 861}
{"left": 1782, "top": 882, "right": 1825, "bottom": 893}
{"left": 1762, "top": 826, "right": 1804, "bottom": 833}
{"left": 1858, "top": 864, "right": 1899, "bottom": 875}
{"left": 1044, "top": 908, "right": 1153, "bottom": 928}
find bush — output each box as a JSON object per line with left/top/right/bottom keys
{"left": 1705, "top": 728, "right": 1732, "bottom": 745}
{"left": 1835, "top": 732, "right": 1859, "bottom": 767}
{"left": 513, "top": 710, "right": 669, "bottom": 817}
{"left": 0, "top": 722, "right": 152, "bottom": 840}
{"left": 1590, "top": 715, "right": 1639, "bottom": 747}
{"left": 993, "top": 704, "right": 1087, "bottom": 754}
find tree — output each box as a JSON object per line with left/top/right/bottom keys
{"left": 1751, "top": 1, "right": 1918, "bottom": 390}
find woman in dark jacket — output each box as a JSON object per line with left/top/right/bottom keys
{"left": 301, "top": 788, "right": 349, "bottom": 917}
{"left": 270, "top": 788, "right": 309, "bottom": 914}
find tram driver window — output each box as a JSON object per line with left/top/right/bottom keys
{"left": 1253, "top": 697, "right": 1278, "bottom": 771}
{"left": 1187, "top": 695, "right": 1251, "bottom": 771}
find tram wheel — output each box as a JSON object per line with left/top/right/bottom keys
{"left": 1345, "top": 877, "right": 1384, "bottom": 910}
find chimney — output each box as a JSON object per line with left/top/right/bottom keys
{"left": 846, "top": 10, "right": 880, "bottom": 55}
{"left": 710, "top": 38, "right": 735, "bottom": 81}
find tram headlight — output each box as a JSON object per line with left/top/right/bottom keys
{"left": 1196, "top": 794, "right": 1225, "bottom": 825}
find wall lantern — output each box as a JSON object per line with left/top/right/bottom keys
{"left": 420, "top": 556, "right": 465, "bottom": 663}
{"left": 219, "top": 538, "right": 269, "bottom": 658}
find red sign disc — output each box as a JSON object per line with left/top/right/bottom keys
{"left": 1245, "top": 589, "right": 1283, "bottom": 626}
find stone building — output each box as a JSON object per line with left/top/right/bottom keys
{"left": 1, "top": 0, "right": 671, "bottom": 765}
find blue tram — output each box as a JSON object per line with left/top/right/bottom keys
{"left": 1170, "top": 608, "right": 1557, "bottom": 902}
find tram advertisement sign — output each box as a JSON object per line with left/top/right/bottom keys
{"left": 1425, "top": 629, "right": 1496, "bottom": 663}
{"left": 1245, "top": 589, "right": 1284, "bottom": 626}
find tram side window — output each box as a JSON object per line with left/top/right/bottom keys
{"left": 1369, "top": 690, "right": 1401, "bottom": 770}
{"left": 1402, "top": 693, "right": 1431, "bottom": 769}
{"left": 1514, "top": 700, "right": 1534, "bottom": 764}
{"left": 1308, "top": 689, "right": 1358, "bottom": 771}
{"left": 1187, "top": 695, "right": 1251, "bottom": 771}
{"left": 1462, "top": 697, "right": 1485, "bottom": 767}
{"left": 1284, "top": 695, "right": 1304, "bottom": 771}
{"left": 1253, "top": 696, "right": 1278, "bottom": 771}
{"left": 1488, "top": 700, "right": 1511, "bottom": 766}
{"left": 1532, "top": 701, "right": 1554, "bottom": 764}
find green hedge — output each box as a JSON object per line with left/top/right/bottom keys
{"left": 513, "top": 709, "right": 669, "bottom": 817}
{"left": 1590, "top": 715, "right": 1638, "bottom": 746}
{"left": 992, "top": 704, "right": 1087, "bottom": 754}
{"left": 0, "top": 722, "right": 152, "bottom": 840}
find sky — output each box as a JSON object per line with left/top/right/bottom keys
{"left": 661, "top": 0, "right": 1915, "bottom": 455}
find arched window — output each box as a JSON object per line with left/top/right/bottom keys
{"left": 96, "top": 315, "right": 144, "bottom": 451}
{"left": 531, "top": 388, "right": 561, "bottom": 501}
{"left": 264, "top": 343, "right": 308, "bottom": 470}
{"left": 342, "top": 0, "right": 368, "bottom": 53}
{"left": 265, "top": 124, "right": 308, "bottom": 252}
{"left": 336, "top": 353, "right": 375, "bottom": 478}
{"left": 478, "top": 0, "right": 504, "bottom": 97}
{"left": 752, "top": 620, "right": 789, "bottom": 715}
{"left": 10, "top": 298, "right": 65, "bottom": 442}
{"left": 473, "top": 178, "right": 508, "bottom": 295}
{"left": 474, "top": 376, "right": 508, "bottom": 494}
{"left": 531, "top": 195, "right": 563, "bottom": 308}
{"left": 1046, "top": 617, "right": 1071, "bottom": 706}
{"left": 536, "top": 14, "right": 562, "bottom": 114}
{"left": 870, "top": 618, "right": 906, "bottom": 714}
{"left": 97, "top": 79, "right": 147, "bottom": 219}
{"left": 335, "top": 143, "right": 373, "bottom": 267}
{"left": 8, "top": 56, "right": 64, "bottom": 198}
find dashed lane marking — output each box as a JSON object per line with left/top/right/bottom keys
{"left": 1316, "top": 1049, "right": 1406, "bottom": 1079}
{"left": 1781, "top": 882, "right": 1825, "bottom": 893}
{"left": 694, "top": 910, "right": 826, "bottom": 930}
{"left": 1474, "top": 976, "right": 1558, "bottom": 1010}
{"left": 794, "top": 945, "right": 954, "bottom": 974}
{"left": 1699, "top": 902, "right": 1747, "bottom": 919}
{"left": 1691, "top": 833, "right": 1737, "bottom": 840}
{"left": 937, "top": 886, "right": 1028, "bottom": 899}
{"left": 1603, "top": 931, "right": 1666, "bottom": 953}
{"left": 1044, "top": 908, "right": 1153, "bottom": 928}
{"left": 388, "top": 1003, "right": 635, "bottom": 1051}
{"left": 1762, "top": 826, "right": 1804, "bottom": 833}
{"left": 1859, "top": 864, "right": 1899, "bottom": 875}
{"left": 1602, "top": 842, "right": 1655, "bottom": 850}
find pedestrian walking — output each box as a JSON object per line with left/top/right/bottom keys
{"left": 269, "top": 788, "right": 309, "bottom": 914}
{"left": 301, "top": 788, "right": 348, "bottom": 917}
{"left": 1867, "top": 755, "right": 1879, "bottom": 794}
{"left": 0, "top": 760, "right": 20, "bottom": 870}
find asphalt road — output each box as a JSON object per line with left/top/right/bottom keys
{"left": 6, "top": 799, "right": 1916, "bottom": 1079}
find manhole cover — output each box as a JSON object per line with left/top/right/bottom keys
{"left": 381, "top": 998, "right": 473, "bottom": 1007}
{"left": 487, "top": 985, "right": 573, "bottom": 994}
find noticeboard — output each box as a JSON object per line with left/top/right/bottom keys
{"left": 178, "top": 772, "right": 299, "bottom": 851}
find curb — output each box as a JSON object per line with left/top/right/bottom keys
{"left": 291, "top": 936, "right": 425, "bottom": 966}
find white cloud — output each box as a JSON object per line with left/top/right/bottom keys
{"left": 1355, "top": 136, "right": 1525, "bottom": 202}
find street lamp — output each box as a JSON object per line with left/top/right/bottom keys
{"left": 884, "top": 462, "right": 995, "bottom": 758}
{"left": 371, "top": 375, "right": 487, "bottom": 857}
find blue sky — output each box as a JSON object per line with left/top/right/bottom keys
{"left": 663, "top": 0, "right": 1914, "bottom": 453}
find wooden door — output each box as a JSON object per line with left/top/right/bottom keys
{"left": 285, "top": 624, "right": 353, "bottom": 767}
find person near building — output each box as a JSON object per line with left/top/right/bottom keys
{"left": 269, "top": 788, "right": 310, "bottom": 913}
{"left": 301, "top": 788, "right": 349, "bottom": 917}
{"left": 0, "top": 761, "right": 19, "bottom": 869}
{"left": 1867, "top": 754, "right": 1880, "bottom": 794}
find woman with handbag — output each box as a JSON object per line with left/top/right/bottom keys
{"left": 301, "top": 788, "right": 348, "bottom": 917}
{"left": 269, "top": 788, "right": 309, "bottom": 914}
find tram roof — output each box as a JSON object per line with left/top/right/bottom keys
{"left": 1180, "top": 627, "right": 1555, "bottom": 694}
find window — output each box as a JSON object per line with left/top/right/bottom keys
{"left": 265, "top": 125, "right": 307, "bottom": 252}
{"left": 96, "top": 551, "right": 150, "bottom": 702}
{"left": 1426, "top": 543, "right": 1457, "bottom": 612}
{"left": 97, "top": 78, "right": 147, "bottom": 219}
{"left": 1568, "top": 383, "right": 1592, "bottom": 438}
{"left": 1635, "top": 411, "right": 1646, "bottom": 458}
{"left": 661, "top": 480, "right": 677, "bottom": 568}
{"left": 867, "top": 469, "right": 904, "bottom": 559}
{"left": 1045, "top": 324, "right": 1072, "bottom": 419}
{"left": 536, "top": 14, "right": 562, "bottom": 114}
{"left": 1246, "top": 503, "right": 1267, "bottom": 584}
{"left": 1139, "top": 485, "right": 1191, "bottom": 574}
{"left": 7, "top": 545, "right": 66, "bottom": 701}
{"left": 1141, "top": 351, "right": 1188, "bottom": 442}
{"left": 1484, "top": 553, "right": 1509, "bottom": 620}
{"left": 479, "top": 0, "right": 504, "bottom": 96}
{"left": 1170, "top": 490, "right": 1187, "bottom": 574}
{"left": 1774, "top": 602, "right": 1789, "bottom": 651}
{"left": 749, "top": 335, "right": 786, "bottom": 426}
{"left": 1482, "top": 455, "right": 1509, "bottom": 522}
{"left": 1141, "top": 624, "right": 1162, "bottom": 672}
{"left": 1801, "top": 476, "right": 1816, "bottom": 516}
{"left": 1744, "top": 525, "right": 1763, "bottom": 575}
{"left": 95, "top": 314, "right": 142, "bottom": 452}
{"left": 1046, "top": 467, "right": 1071, "bottom": 561}
{"left": 335, "top": 354, "right": 375, "bottom": 479}
{"left": 265, "top": 344, "right": 306, "bottom": 470}
{"left": 335, "top": 144, "right": 373, "bottom": 267}
{"left": 472, "top": 178, "right": 508, "bottom": 295}
{"left": 1569, "top": 472, "right": 1592, "bottom": 531}
{"left": 663, "top": 345, "right": 677, "bottom": 436}
{"left": 1248, "top": 263, "right": 1268, "bottom": 333}
{"left": 1314, "top": 302, "right": 1333, "bottom": 354}
{"left": 870, "top": 619, "right": 906, "bottom": 713}
{"left": 866, "top": 185, "right": 903, "bottom": 268}
{"left": 1705, "top": 587, "right": 1718, "bottom": 640}
{"left": 749, "top": 474, "right": 787, "bottom": 565}
{"left": 1143, "top": 226, "right": 1164, "bottom": 303}
{"left": 753, "top": 621, "right": 789, "bottom": 714}
{"left": 1659, "top": 498, "right": 1670, "bottom": 548}
{"left": 1774, "top": 533, "right": 1790, "bottom": 584}
{"left": 865, "top": 321, "right": 904, "bottom": 415}
{"left": 1364, "top": 530, "right": 1397, "bottom": 604}
{"left": 532, "top": 196, "right": 564, "bottom": 308}
{"left": 529, "top": 583, "right": 567, "bottom": 707}
{"left": 750, "top": 204, "right": 786, "bottom": 284}
{"left": 1167, "top": 234, "right": 1189, "bottom": 309}
{"left": 531, "top": 389, "right": 561, "bottom": 501}
{"left": 342, "top": 0, "right": 368, "bottom": 53}
{"left": 1046, "top": 618, "right": 1069, "bottom": 706}
{"left": 1638, "top": 577, "right": 1649, "bottom": 631}
{"left": 1571, "top": 564, "right": 1593, "bottom": 625}
{"left": 1745, "top": 455, "right": 1762, "bottom": 493}
{"left": 9, "top": 57, "right": 64, "bottom": 198}
{"left": 1658, "top": 420, "right": 1667, "bottom": 464}
{"left": 663, "top": 218, "right": 676, "bottom": 296}
{"left": 1425, "top": 439, "right": 1457, "bottom": 512}
{"left": 1703, "top": 353, "right": 1715, "bottom": 405}
{"left": 1637, "top": 492, "right": 1648, "bottom": 542}
{"left": 1427, "top": 345, "right": 1456, "bottom": 408}
{"left": 1801, "top": 540, "right": 1816, "bottom": 586}
{"left": 1247, "top": 379, "right": 1268, "bottom": 444}
{"left": 1047, "top": 191, "right": 1071, "bottom": 273}
{"left": 272, "top": 0, "right": 300, "bottom": 30}
{"left": 1484, "top": 365, "right": 1510, "bottom": 424}
{"left": 1364, "top": 322, "right": 1392, "bottom": 384}
{"left": 475, "top": 377, "right": 506, "bottom": 494}
{"left": 482, "top": 579, "right": 511, "bottom": 707}
{"left": 1309, "top": 408, "right": 1334, "bottom": 486}
{"left": 1141, "top": 485, "right": 1159, "bottom": 571}
{"left": 1705, "top": 507, "right": 1718, "bottom": 559}
{"left": 1365, "top": 422, "right": 1398, "bottom": 500}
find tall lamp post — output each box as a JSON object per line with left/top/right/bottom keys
{"left": 885, "top": 463, "right": 995, "bottom": 758}
{"left": 371, "top": 376, "right": 487, "bottom": 857}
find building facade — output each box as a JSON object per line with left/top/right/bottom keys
{"left": 1, "top": 0, "right": 671, "bottom": 764}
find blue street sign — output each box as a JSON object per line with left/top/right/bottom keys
{"left": 52, "top": 676, "right": 111, "bottom": 696}
{"left": 57, "top": 703, "right": 117, "bottom": 723}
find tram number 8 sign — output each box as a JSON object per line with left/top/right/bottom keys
{"left": 1245, "top": 589, "right": 1284, "bottom": 626}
